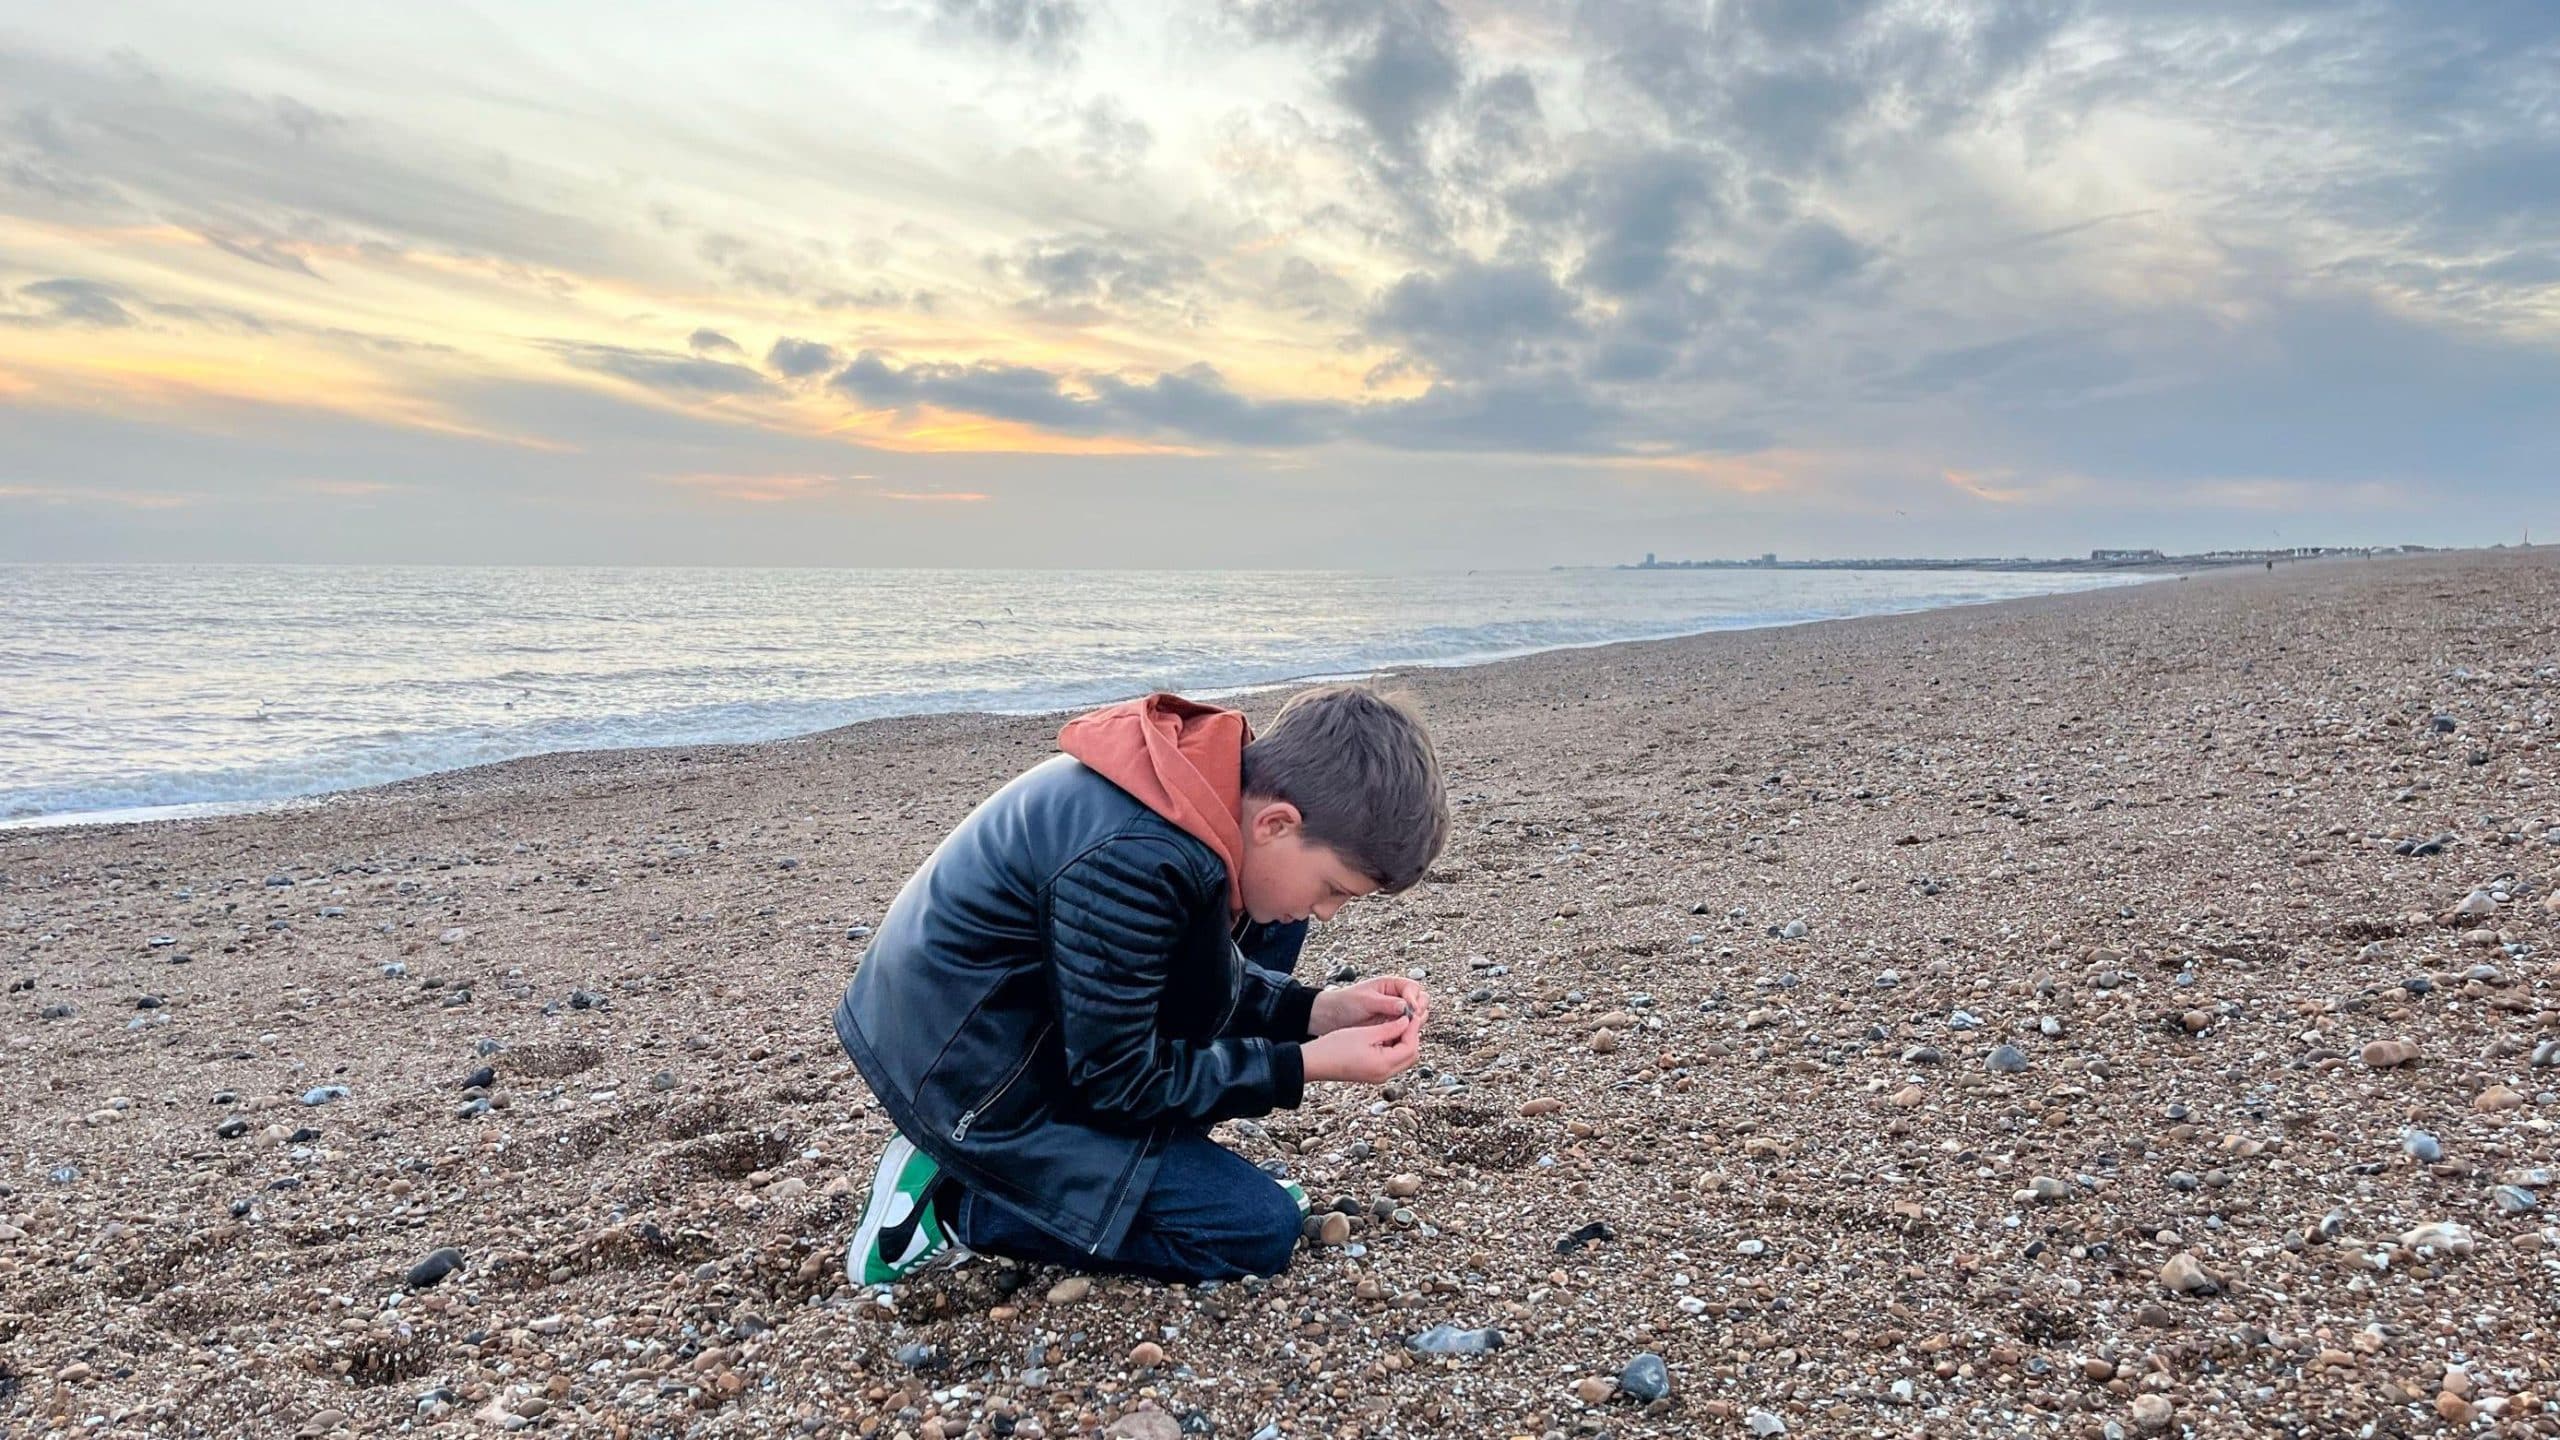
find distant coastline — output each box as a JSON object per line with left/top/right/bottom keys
{"left": 1598, "top": 543, "right": 2462, "bottom": 574}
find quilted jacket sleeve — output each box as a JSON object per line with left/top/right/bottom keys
{"left": 1045, "top": 836, "right": 1307, "bottom": 1127}
{"left": 1222, "top": 920, "right": 1318, "bottom": 1041}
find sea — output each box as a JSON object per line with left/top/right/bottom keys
{"left": 0, "top": 564, "right": 2147, "bottom": 828}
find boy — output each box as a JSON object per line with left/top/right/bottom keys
{"left": 833, "top": 684, "right": 1448, "bottom": 1286}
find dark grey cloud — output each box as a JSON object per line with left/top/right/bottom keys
{"left": 1580, "top": 0, "right": 2073, "bottom": 174}
{"left": 834, "top": 351, "right": 1335, "bottom": 444}
{"left": 1086, "top": 365, "right": 1336, "bottom": 446}
{"left": 935, "top": 0, "right": 1087, "bottom": 61}
{"left": 3, "top": 277, "right": 138, "bottom": 328}
{"left": 542, "top": 341, "right": 777, "bottom": 398}
{"left": 689, "top": 328, "right": 744, "bottom": 356}
{"left": 830, "top": 348, "right": 1637, "bottom": 455}
{"left": 1229, "top": 1, "right": 1464, "bottom": 158}
{"left": 1011, "top": 233, "right": 1207, "bottom": 323}
{"left": 766, "top": 337, "right": 840, "bottom": 379}
{"left": 1348, "top": 374, "right": 1621, "bottom": 453}
{"left": 1364, "top": 257, "right": 1582, "bottom": 375}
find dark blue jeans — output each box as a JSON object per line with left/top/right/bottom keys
{"left": 949, "top": 1133, "right": 1300, "bottom": 1283}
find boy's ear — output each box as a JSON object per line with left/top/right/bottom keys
{"left": 1246, "top": 797, "right": 1302, "bottom": 841}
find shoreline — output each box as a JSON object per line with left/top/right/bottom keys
{"left": 0, "top": 567, "right": 2158, "bottom": 835}
{"left": 4, "top": 548, "right": 2553, "bottom": 1438}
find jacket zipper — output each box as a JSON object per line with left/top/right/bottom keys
{"left": 950, "top": 1021, "right": 1050, "bottom": 1143}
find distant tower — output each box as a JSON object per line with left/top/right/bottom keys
{"left": 1644, "top": 551, "right": 1656, "bottom": 567}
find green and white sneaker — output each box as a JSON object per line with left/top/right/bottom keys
{"left": 1279, "top": 1179, "right": 1310, "bottom": 1220}
{"left": 847, "top": 1134, "right": 963, "bottom": 1286}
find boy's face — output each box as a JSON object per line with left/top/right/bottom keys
{"left": 1238, "top": 797, "right": 1381, "bottom": 926}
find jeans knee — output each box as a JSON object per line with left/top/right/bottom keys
{"left": 1237, "top": 1187, "right": 1303, "bottom": 1277}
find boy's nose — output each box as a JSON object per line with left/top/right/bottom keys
{"left": 1313, "top": 899, "right": 1341, "bottom": 922}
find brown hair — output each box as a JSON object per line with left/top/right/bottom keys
{"left": 1241, "top": 683, "right": 1449, "bottom": 893}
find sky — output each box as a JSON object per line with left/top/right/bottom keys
{"left": 1, "top": 1, "right": 2555, "bottom": 568}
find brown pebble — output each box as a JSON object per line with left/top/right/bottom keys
{"left": 1575, "top": 1376, "right": 1615, "bottom": 1405}
{"left": 2436, "top": 1392, "right": 2473, "bottom": 1424}
{"left": 1046, "top": 1276, "right": 1092, "bottom": 1304}
{"left": 1590, "top": 1028, "right": 1619, "bottom": 1054}
{"left": 1315, "top": 1212, "right": 1351, "bottom": 1246}
{"left": 1385, "top": 1173, "right": 1422, "bottom": 1198}
{"left": 2360, "top": 1038, "right": 2420, "bottom": 1068}
{"left": 2158, "top": 1252, "right": 2216, "bottom": 1295}
{"left": 1520, "top": 1097, "right": 1564, "bottom": 1117}
{"left": 2472, "top": 1084, "right": 2524, "bottom": 1112}
{"left": 1128, "top": 1341, "right": 1165, "bottom": 1368}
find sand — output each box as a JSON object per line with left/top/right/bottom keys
{"left": 3, "top": 550, "right": 2556, "bottom": 1439}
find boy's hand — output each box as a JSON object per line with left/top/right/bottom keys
{"left": 1300, "top": 1015, "right": 1421, "bottom": 1085}
{"left": 1309, "top": 976, "right": 1433, "bottom": 1036}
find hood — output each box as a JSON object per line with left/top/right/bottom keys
{"left": 1058, "top": 692, "right": 1252, "bottom": 917}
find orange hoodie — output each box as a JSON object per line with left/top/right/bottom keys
{"left": 1057, "top": 693, "right": 1252, "bottom": 918}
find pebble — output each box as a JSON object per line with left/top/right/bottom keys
{"left": 1406, "top": 1322, "right": 1503, "bottom": 1354}
{"left": 2158, "top": 1252, "right": 2217, "bottom": 1294}
{"left": 300, "top": 1085, "right": 349, "bottom": 1106}
{"left": 1314, "top": 1212, "right": 1351, "bottom": 1246}
{"left": 2130, "top": 1393, "right": 2174, "bottom": 1432}
{"left": 459, "top": 1066, "right": 496, "bottom": 1091}
{"left": 1385, "top": 1173, "right": 1423, "bottom": 1198}
{"left": 2489, "top": 1185, "right": 2537, "bottom": 1215}
{"left": 2403, "top": 1129, "right": 2443, "bottom": 1163}
{"left": 406, "top": 1247, "right": 464, "bottom": 1289}
{"left": 1128, "top": 1340, "right": 1165, "bottom": 1368}
{"left": 1103, "top": 1412, "right": 1179, "bottom": 1440}
{"left": 1985, "top": 1043, "right": 2028, "bottom": 1073}
{"left": 1619, "top": 1351, "right": 1671, "bottom": 1402}
{"left": 2400, "top": 1221, "right": 2475, "bottom": 1254}
{"left": 1045, "top": 1276, "right": 1092, "bottom": 1304}
{"left": 2360, "top": 1038, "right": 2420, "bottom": 1068}
{"left": 1590, "top": 1028, "right": 1619, "bottom": 1054}
{"left": 1746, "top": 1410, "right": 1788, "bottom": 1436}
{"left": 2472, "top": 1084, "right": 2524, "bottom": 1112}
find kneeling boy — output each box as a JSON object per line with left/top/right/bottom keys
{"left": 834, "top": 684, "right": 1447, "bottom": 1285}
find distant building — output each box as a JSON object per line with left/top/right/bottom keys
{"left": 2092, "top": 548, "right": 2165, "bottom": 563}
{"left": 1643, "top": 552, "right": 1656, "bottom": 567}
{"left": 1753, "top": 552, "right": 1777, "bottom": 567}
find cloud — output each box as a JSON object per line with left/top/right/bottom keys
{"left": 1012, "top": 233, "right": 1207, "bottom": 322}
{"left": 199, "top": 228, "right": 324, "bottom": 277}
{"left": 934, "top": 0, "right": 1087, "bottom": 61}
{"left": 1350, "top": 375, "right": 1621, "bottom": 453}
{"left": 1365, "top": 258, "right": 1582, "bottom": 376}
{"left": 3, "top": 278, "right": 138, "bottom": 328}
{"left": 541, "top": 341, "right": 778, "bottom": 398}
{"left": 834, "top": 350, "right": 1339, "bottom": 445}
{"left": 872, "top": 489, "right": 991, "bottom": 503}
{"left": 1230, "top": 0, "right": 1464, "bottom": 159}
{"left": 0, "top": 47, "right": 655, "bottom": 282}
{"left": 689, "top": 328, "right": 744, "bottom": 356}
{"left": 766, "top": 337, "right": 840, "bottom": 378}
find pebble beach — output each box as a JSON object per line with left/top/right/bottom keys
{"left": 4, "top": 549, "right": 2557, "bottom": 1439}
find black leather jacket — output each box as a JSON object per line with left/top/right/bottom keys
{"left": 833, "top": 753, "right": 1318, "bottom": 1255}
